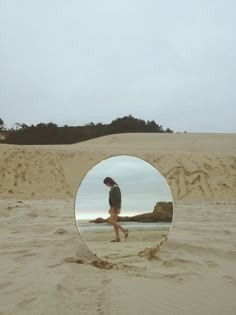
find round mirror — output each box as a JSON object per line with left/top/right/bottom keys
{"left": 74, "top": 155, "right": 174, "bottom": 260}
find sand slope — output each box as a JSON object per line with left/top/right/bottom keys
{"left": 0, "top": 133, "right": 235, "bottom": 202}
{"left": 0, "top": 133, "right": 236, "bottom": 315}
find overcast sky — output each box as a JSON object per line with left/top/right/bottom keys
{"left": 1, "top": 1, "right": 235, "bottom": 132}
{"left": 75, "top": 155, "right": 172, "bottom": 220}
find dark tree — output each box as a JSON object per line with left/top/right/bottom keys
{"left": 165, "top": 128, "right": 173, "bottom": 133}
{"left": 3, "top": 115, "right": 175, "bottom": 144}
{"left": 110, "top": 115, "right": 147, "bottom": 133}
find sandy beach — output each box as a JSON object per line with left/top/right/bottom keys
{"left": 77, "top": 226, "right": 170, "bottom": 260}
{"left": 0, "top": 133, "right": 236, "bottom": 315}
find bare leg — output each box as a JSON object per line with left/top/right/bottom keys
{"left": 108, "top": 211, "right": 120, "bottom": 240}
{"left": 108, "top": 210, "right": 128, "bottom": 241}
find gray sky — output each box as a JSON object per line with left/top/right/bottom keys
{"left": 1, "top": 1, "right": 235, "bottom": 132}
{"left": 75, "top": 155, "right": 173, "bottom": 220}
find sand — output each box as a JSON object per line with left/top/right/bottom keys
{"left": 0, "top": 133, "right": 236, "bottom": 315}
{"left": 77, "top": 227, "right": 169, "bottom": 260}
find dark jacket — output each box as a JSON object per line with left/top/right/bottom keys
{"left": 109, "top": 185, "right": 121, "bottom": 209}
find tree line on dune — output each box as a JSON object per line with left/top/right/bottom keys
{"left": 0, "top": 115, "right": 174, "bottom": 145}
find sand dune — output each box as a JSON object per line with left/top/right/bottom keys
{"left": 0, "top": 133, "right": 236, "bottom": 314}
{"left": 0, "top": 133, "right": 235, "bottom": 202}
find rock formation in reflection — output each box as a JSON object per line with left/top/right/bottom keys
{"left": 89, "top": 201, "right": 173, "bottom": 224}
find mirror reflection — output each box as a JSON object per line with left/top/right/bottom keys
{"left": 75, "top": 155, "right": 174, "bottom": 259}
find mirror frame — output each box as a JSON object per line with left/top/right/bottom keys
{"left": 73, "top": 154, "right": 175, "bottom": 260}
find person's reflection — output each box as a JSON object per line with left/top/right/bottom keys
{"left": 103, "top": 177, "right": 128, "bottom": 242}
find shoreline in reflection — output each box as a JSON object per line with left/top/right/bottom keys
{"left": 77, "top": 220, "right": 171, "bottom": 232}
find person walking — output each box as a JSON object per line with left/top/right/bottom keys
{"left": 103, "top": 177, "right": 128, "bottom": 242}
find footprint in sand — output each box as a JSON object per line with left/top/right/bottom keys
{"left": 205, "top": 260, "right": 219, "bottom": 268}
{"left": 138, "top": 245, "right": 160, "bottom": 260}
{"left": 56, "top": 283, "right": 71, "bottom": 295}
{"left": 1, "top": 249, "right": 29, "bottom": 255}
{"left": 63, "top": 257, "right": 114, "bottom": 269}
{"left": 0, "top": 281, "right": 12, "bottom": 290}
{"left": 97, "top": 294, "right": 105, "bottom": 315}
{"left": 64, "top": 257, "right": 85, "bottom": 264}
{"left": 14, "top": 250, "right": 36, "bottom": 261}
{"left": 162, "top": 258, "right": 202, "bottom": 267}
{"left": 27, "top": 212, "right": 38, "bottom": 218}
{"left": 222, "top": 275, "right": 236, "bottom": 285}
{"left": 17, "top": 297, "right": 37, "bottom": 308}
{"left": 54, "top": 228, "right": 67, "bottom": 235}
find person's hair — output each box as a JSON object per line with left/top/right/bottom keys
{"left": 103, "top": 177, "right": 117, "bottom": 186}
